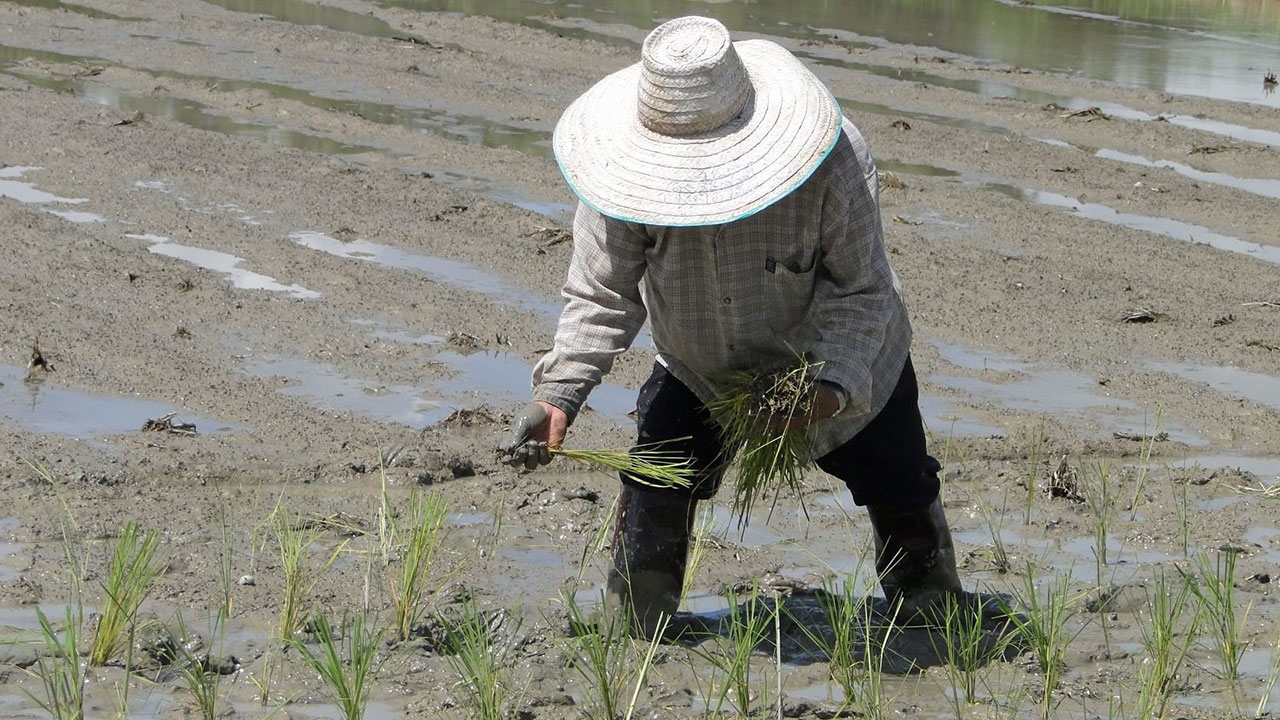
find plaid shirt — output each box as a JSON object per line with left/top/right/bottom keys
{"left": 532, "top": 118, "right": 912, "bottom": 458}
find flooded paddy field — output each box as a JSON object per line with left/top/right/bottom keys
{"left": 0, "top": 0, "right": 1278, "bottom": 717}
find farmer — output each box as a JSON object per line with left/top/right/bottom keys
{"left": 503, "top": 16, "right": 962, "bottom": 635}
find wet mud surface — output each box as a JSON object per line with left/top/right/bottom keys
{"left": 0, "top": 0, "right": 1278, "bottom": 717}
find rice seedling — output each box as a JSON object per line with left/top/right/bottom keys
{"left": 976, "top": 488, "right": 1012, "bottom": 574}
{"left": 931, "top": 593, "right": 1003, "bottom": 715}
{"left": 623, "top": 613, "right": 670, "bottom": 720}
{"left": 1175, "top": 478, "right": 1191, "bottom": 558}
{"left": 551, "top": 446, "right": 694, "bottom": 489}
{"left": 439, "top": 599, "right": 523, "bottom": 720}
{"left": 1125, "top": 408, "right": 1164, "bottom": 521}
{"left": 291, "top": 612, "right": 385, "bottom": 720}
{"left": 1182, "top": 549, "right": 1249, "bottom": 681}
{"left": 705, "top": 358, "right": 821, "bottom": 521}
{"left": 1022, "top": 420, "right": 1047, "bottom": 525}
{"left": 680, "top": 506, "right": 716, "bottom": 605}
{"left": 389, "top": 488, "right": 449, "bottom": 642}
{"left": 558, "top": 589, "right": 634, "bottom": 720}
{"left": 1001, "top": 563, "right": 1080, "bottom": 719}
{"left": 377, "top": 464, "right": 394, "bottom": 566}
{"left": 1256, "top": 621, "right": 1280, "bottom": 718}
{"left": 21, "top": 461, "right": 89, "bottom": 719}
{"left": 803, "top": 572, "right": 895, "bottom": 719}
{"left": 692, "top": 583, "right": 777, "bottom": 716}
{"left": 273, "top": 507, "right": 343, "bottom": 641}
{"left": 1082, "top": 460, "right": 1118, "bottom": 582}
{"left": 172, "top": 610, "right": 233, "bottom": 720}
{"left": 246, "top": 643, "right": 281, "bottom": 707}
{"left": 1135, "top": 569, "right": 1200, "bottom": 720}
{"left": 89, "top": 521, "right": 165, "bottom": 667}
{"left": 216, "top": 502, "right": 236, "bottom": 618}
{"left": 27, "top": 605, "right": 87, "bottom": 720}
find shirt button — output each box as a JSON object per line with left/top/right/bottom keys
{"left": 722, "top": 297, "right": 732, "bottom": 305}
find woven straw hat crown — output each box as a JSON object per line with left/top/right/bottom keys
{"left": 637, "top": 18, "right": 750, "bottom": 136}
{"left": 553, "top": 16, "right": 843, "bottom": 227}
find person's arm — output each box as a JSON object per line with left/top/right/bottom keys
{"left": 810, "top": 135, "right": 901, "bottom": 416}
{"left": 531, "top": 204, "right": 651, "bottom": 423}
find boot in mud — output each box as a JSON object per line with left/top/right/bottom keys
{"left": 867, "top": 496, "right": 963, "bottom": 624}
{"left": 604, "top": 484, "right": 696, "bottom": 640}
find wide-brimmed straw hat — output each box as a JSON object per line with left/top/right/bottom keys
{"left": 553, "top": 16, "right": 843, "bottom": 227}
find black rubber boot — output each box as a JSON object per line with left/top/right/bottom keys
{"left": 605, "top": 484, "right": 696, "bottom": 639}
{"left": 867, "top": 497, "right": 963, "bottom": 620}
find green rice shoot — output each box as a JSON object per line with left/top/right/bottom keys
{"left": 551, "top": 447, "right": 694, "bottom": 489}
{"left": 706, "top": 358, "right": 821, "bottom": 523}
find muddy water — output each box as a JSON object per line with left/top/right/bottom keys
{"left": 0, "top": 365, "right": 233, "bottom": 438}
{"left": 396, "top": 0, "right": 1280, "bottom": 109}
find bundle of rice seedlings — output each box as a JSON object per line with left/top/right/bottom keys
{"left": 706, "top": 358, "right": 821, "bottom": 522}
{"left": 551, "top": 446, "right": 694, "bottom": 489}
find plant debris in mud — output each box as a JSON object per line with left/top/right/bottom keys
{"left": 1060, "top": 106, "right": 1110, "bottom": 121}
{"left": 430, "top": 204, "right": 468, "bottom": 222}
{"left": 1121, "top": 307, "right": 1166, "bottom": 323}
{"left": 522, "top": 227, "right": 571, "bottom": 247}
{"left": 1113, "top": 430, "right": 1169, "bottom": 442}
{"left": 441, "top": 407, "right": 505, "bottom": 428}
{"left": 1188, "top": 143, "right": 1242, "bottom": 155}
{"left": 447, "top": 330, "right": 483, "bottom": 349}
{"left": 877, "top": 170, "right": 907, "bottom": 190}
{"left": 112, "top": 111, "right": 146, "bottom": 127}
{"left": 26, "top": 337, "right": 53, "bottom": 376}
{"left": 142, "top": 412, "right": 197, "bottom": 436}
{"left": 1046, "top": 455, "right": 1084, "bottom": 503}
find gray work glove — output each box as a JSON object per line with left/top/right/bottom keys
{"left": 502, "top": 402, "right": 552, "bottom": 470}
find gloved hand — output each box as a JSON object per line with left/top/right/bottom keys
{"left": 502, "top": 402, "right": 553, "bottom": 470}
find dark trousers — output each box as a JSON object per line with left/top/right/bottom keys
{"left": 624, "top": 357, "right": 941, "bottom": 508}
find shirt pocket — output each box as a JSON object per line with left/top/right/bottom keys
{"left": 764, "top": 254, "right": 818, "bottom": 327}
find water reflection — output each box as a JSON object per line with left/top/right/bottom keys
{"left": 4, "top": 0, "right": 130, "bottom": 20}
{"left": 290, "top": 231, "right": 563, "bottom": 319}
{"left": 1094, "top": 147, "right": 1280, "bottom": 200}
{"left": 980, "top": 181, "right": 1280, "bottom": 265}
{"left": 883, "top": 159, "right": 1280, "bottom": 265}
{"left": 930, "top": 341, "right": 1201, "bottom": 444}
{"left": 393, "top": 0, "right": 1280, "bottom": 108}
{"left": 1154, "top": 362, "right": 1280, "bottom": 412}
{"left": 197, "top": 0, "right": 410, "bottom": 39}
{"left": 0, "top": 364, "right": 231, "bottom": 438}
{"left": 126, "top": 233, "right": 323, "bottom": 300}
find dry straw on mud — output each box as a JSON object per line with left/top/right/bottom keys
{"left": 706, "top": 358, "right": 820, "bottom": 520}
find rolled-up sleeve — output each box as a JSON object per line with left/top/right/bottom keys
{"left": 531, "top": 204, "right": 650, "bottom": 420}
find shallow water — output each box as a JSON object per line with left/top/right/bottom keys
{"left": 290, "top": 231, "right": 562, "bottom": 320}
{"left": 244, "top": 345, "right": 638, "bottom": 428}
{"left": 391, "top": 0, "right": 1280, "bottom": 109}
{"left": 126, "top": 234, "right": 322, "bottom": 300}
{"left": 929, "top": 342, "right": 1201, "bottom": 444}
{"left": 882, "top": 159, "right": 1280, "bottom": 265}
{"left": 0, "top": 364, "right": 232, "bottom": 438}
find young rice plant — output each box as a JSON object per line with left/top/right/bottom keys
{"left": 390, "top": 489, "right": 448, "bottom": 642}
{"left": 89, "top": 521, "right": 164, "bottom": 666}
{"left": 291, "top": 612, "right": 384, "bottom": 720}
